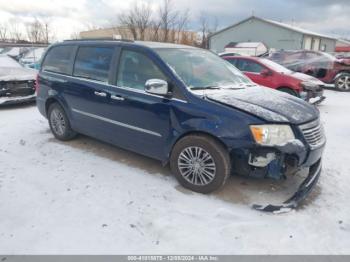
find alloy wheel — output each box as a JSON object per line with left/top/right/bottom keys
{"left": 337, "top": 76, "right": 350, "bottom": 91}
{"left": 177, "top": 146, "right": 216, "bottom": 186}
{"left": 50, "top": 108, "right": 66, "bottom": 136}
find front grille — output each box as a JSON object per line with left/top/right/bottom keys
{"left": 299, "top": 119, "right": 326, "bottom": 149}
{"left": 0, "top": 81, "right": 35, "bottom": 97}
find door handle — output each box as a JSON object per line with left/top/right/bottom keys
{"left": 94, "top": 91, "right": 107, "bottom": 97}
{"left": 111, "top": 95, "right": 125, "bottom": 101}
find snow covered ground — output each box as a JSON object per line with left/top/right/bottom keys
{"left": 0, "top": 89, "right": 349, "bottom": 254}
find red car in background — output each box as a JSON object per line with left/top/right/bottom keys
{"left": 223, "top": 56, "right": 325, "bottom": 103}
{"left": 267, "top": 50, "right": 350, "bottom": 91}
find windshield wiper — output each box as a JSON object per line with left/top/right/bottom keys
{"left": 189, "top": 85, "right": 221, "bottom": 90}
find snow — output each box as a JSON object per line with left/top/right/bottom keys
{"left": 0, "top": 55, "right": 37, "bottom": 81}
{"left": 0, "top": 67, "right": 37, "bottom": 81}
{"left": 0, "top": 55, "right": 22, "bottom": 68}
{"left": 0, "top": 94, "right": 36, "bottom": 105}
{"left": 0, "top": 89, "right": 349, "bottom": 254}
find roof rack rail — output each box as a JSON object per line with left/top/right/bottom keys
{"left": 64, "top": 38, "right": 135, "bottom": 42}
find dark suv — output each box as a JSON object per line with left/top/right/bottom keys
{"left": 36, "top": 40, "right": 326, "bottom": 211}
{"left": 268, "top": 50, "right": 350, "bottom": 91}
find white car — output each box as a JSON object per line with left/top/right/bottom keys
{"left": 20, "top": 47, "right": 46, "bottom": 68}
{"left": 0, "top": 55, "right": 37, "bottom": 105}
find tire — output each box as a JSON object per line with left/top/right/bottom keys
{"left": 48, "top": 102, "right": 77, "bottom": 141}
{"left": 278, "top": 87, "right": 299, "bottom": 97}
{"left": 335, "top": 73, "right": 350, "bottom": 92}
{"left": 170, "top": 135, "right": 231, "bottom": 194}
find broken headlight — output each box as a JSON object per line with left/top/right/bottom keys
{"left": 250, "top": 125, "right": 295, "bottom": 146}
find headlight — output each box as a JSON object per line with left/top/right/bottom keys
{"left": 300, "top": 81, "right": 319, "bottom": 91}
{"left": 250, "top": 125, "right": 295, "bottom": 146}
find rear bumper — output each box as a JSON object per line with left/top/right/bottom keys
{"left": 0, "top": 94, "right": 36, "bottom": 105}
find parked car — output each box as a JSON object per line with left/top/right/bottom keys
{"left": 0, "top": 55, "right": 36, "bottom": 105}
{"left": 218, "top": 52, "right": 241, "bottom": 57}
{"left": 268, "top": 50, "right": 350, "bottom": 91}
{"left": 0, "top": 47, "right": 30, "bottom": 61}
{"left": 36, "top": 40, "right": 325, "bottom": 212}
{"left": 223, "top": 55, "right": 325, "bottom": 103}
{"left": 20, "top": 47, "right": 46, "bottom": 69}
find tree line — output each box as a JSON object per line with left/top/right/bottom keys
{"left": 0, "top": 18, "right": 53, "bottom": 44}
{"left": 0, "top": 0, "right": 218, "bottom": 48}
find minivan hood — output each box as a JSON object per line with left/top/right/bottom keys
{"left": 195, "top": 85, "right": 319, "bottom": 124}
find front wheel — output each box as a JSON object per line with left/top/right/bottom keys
{"left": 170, "top": 135, "right": 231, "bottom": 194}
{"left": 335, "top": 73, "right": 350, "bottom": 91}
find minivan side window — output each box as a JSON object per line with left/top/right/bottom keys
{"left": 117, "top": 50, "right": 166, "bottom": 90}
{"left": 42, "top": 45, "right": 75, "bottom": 75}
{"left": 73, "top": 47, "right": 114, "bottom": 82}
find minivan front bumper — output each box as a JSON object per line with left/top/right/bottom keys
{"left": 242, "top": 119, "right": 326, "bottom": 212}
{"left": 253, "top": 158, "right": 322, "bottom": 212}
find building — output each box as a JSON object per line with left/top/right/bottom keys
{"left": 80, "top": 26, "right": 198, "bottom": 45}
{"left": 336, "top": 39, "right": 350, "bottom": 52}
{"left": 208, "top": 16, "right": 337, "bottom": 53}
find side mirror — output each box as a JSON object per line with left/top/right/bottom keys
{"left": 260, "top": 69, "right": 272, "bottom": 77}
{"left": 145, "top": 79, "right": 169, "bottom": 96}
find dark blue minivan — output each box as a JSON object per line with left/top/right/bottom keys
{"left": 36, "top": 40, "right": 326, "bottom": 211}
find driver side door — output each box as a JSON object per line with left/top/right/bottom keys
{"left": 103, "top": 48, "right": 175, "bottom": 160}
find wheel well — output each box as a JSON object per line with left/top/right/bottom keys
{"left": 169, "top": 131, "right": 229, "bottom": 159}
{"left": 336, "top": 71, "right": 350, "bottom": 77}
{"left": 45, "top": 97, "right": 59, "bottom": 115}
{"left": 277, "top": 86, "right": 299, "bottom": 96}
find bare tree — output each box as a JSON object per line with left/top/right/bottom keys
{"left": 70, "top": 31, "right": 81, "bottom": 40}
{"left": 198, "top": 14, "right": 219, "bottom": 48}
{"left": 158, "top": 0, "right": 179, "bottom": 42}
{"left": 26, "top": 18, "right": 44, "bottom": 43}
{"left": 0, "top": 23, "right": 8, "bottom": 41}
{"left": 118, "top": 2, "right": 153, "bottom": 40}
{"left": 41, "top": 19, "right": 52, "bottom": 43}
{"left": 175, "top": 8, "right": 190, "bottom": 44}
{"left": 9, "top": 21, "right": 24, "bottom": 42}
{"left": 149, "top": 20, "right": 162, "bottom": 42}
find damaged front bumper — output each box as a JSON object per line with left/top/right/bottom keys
{"left": 0, "top": 80, "right": 36, "bottom": 105}
{"left": 232, "top": 120, "right": 325, "bottom": 212}
{"left": 300, "top": 85, "right": 326, "bottom": 105}
{"left": 253, "top": 159, "right": 322, "bottom": 212}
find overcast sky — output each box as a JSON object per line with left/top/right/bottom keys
{"left": 0, "top": 0, "right": 349, "bottom": 41}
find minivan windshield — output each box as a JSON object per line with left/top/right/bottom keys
{"left": 156, "top": 48, "right": 253, "bottom": 90}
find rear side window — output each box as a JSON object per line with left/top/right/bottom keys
{"left": 226, "top": 58, "right": 238, "bottom": 66}
{"left": 73, "top": 47, "right": 114, "bottom": 82}
{"left": 236, "top": 59, "right": 263, "bottom": 73}
{"left": 42, "top": 45, "right": 75, "bottom": 75}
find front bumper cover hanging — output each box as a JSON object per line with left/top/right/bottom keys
{"left": 252, "top": 159, "right": 322, "bottom": 213}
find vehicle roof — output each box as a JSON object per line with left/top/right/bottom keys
{"left": 59, "top": 39, "right": 197, "bottom": 50}
{"left": 223, "top": 55, "right": 260, "bottom": 61}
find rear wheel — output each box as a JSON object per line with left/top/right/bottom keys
{"left": 278, "top": 87, "right": 299, "bottom": 97}
{"left": 335, "top": 73, "right": 350, "bottom": 91}
{"left": 48, "top": 103, "right": 77, "bottom": 141}
{"left": 170, "top": 135, "right": 231, "bottom": 194}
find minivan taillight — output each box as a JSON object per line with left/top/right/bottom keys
{"left": 35, "top": 74, "right": 40, "bottom": 94}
